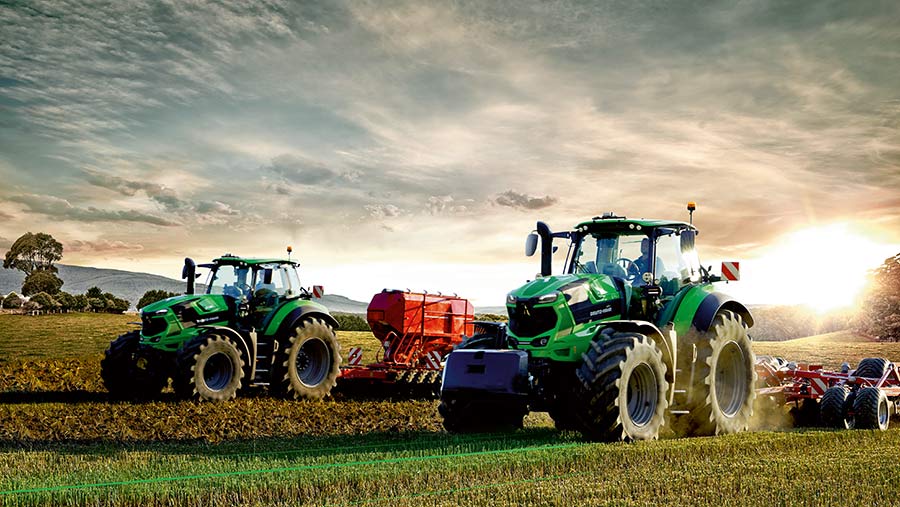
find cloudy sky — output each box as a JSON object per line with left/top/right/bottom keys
{"left": 1, "top": 0, "right": 898, "bottom": 307}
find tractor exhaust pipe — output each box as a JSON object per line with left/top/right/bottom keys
{"left": 182, "top": 258, "right": 196, "bottom": 295}
{"left": 536, "top": 221, "right": 553, "bottom": 277}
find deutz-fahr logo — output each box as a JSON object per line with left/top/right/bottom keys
{"left": 589, "top": 306, "right": 614, "bottom": 318}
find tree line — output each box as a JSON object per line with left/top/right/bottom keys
{"left": 1, "top": 232, "right": 129, "bottom": 313}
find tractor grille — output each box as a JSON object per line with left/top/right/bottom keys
{"left": 141, "top": 314, "right": 168, "bottom": 337}
{"left": 508, "top": 301, "right": 557, "bottom": 339}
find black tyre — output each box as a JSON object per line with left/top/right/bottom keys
{"left": 174, "top": 334, "right": 245, "bottom": 401}
{"left": 575, "top": 330, "right": 668, "bottom": 441}
{"left": 854, "top": 358, "right": 889, "bottom": 379}
{"left": 277, "top": 318, "right": 341, "bottom": 400}
{"left": 438, "top": 397, "right": 526, "bottom": 433}
{"left": 681, "top": 311, "right": 756, "bottom": 436}
{"left": 101, "top": 331, "right": 166, "bottom": 399}
{"left": 853, "top": 387, "right": 890, "bottom": 430}
{"left": 820, "top": 386, "right": 851, "bottom": 429}
{"left": 549, "top": 403, "right": 580, "bottom": 432}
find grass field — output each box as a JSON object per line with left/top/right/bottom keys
{"left": 1, "top": 313, "right": 900, "bottom": 506}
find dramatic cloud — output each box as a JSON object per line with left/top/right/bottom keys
{"left": 82, "top": 169, "right": 187, "bottom": 210}
{"left": 364, "top": 204, "right": 403, "bottom": 219}
{"left": 66, "top": 239, "right": 145, "bottom": 253}
{"left": 9, "top": 194, "right": 179, "bottom": 227}
{"left": 495, "top": 191, "right": 558, "bottom": 210}
{"left": 0, "top": 1, "right": 897, "bottom": 304}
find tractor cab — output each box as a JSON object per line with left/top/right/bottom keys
{"left": 199, "top": 256, "right": 305, "bottom": 327}
{"left": 567, "top": 216, "right": 702, "bottom": 295}
{"left": 520, "top": 213, "right": 709, "bottom": 343}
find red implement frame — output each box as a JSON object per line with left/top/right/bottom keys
{"left": 756, "top": 359, "right": 900, "bottom": 404}
{"left": 339, "top": 290, "right": 474, "bottom": 384}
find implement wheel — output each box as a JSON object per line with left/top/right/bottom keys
{"left": 101, "top": 331, "right": 166, "bottom": 400}
{"left": 854, "top": 358, "right": 889, "bottom": 379}
{"left": 575, "top": 330, "right": 668, "bottom": 441}
{"left": 853, "top": 387, "right": 890, "bottom": 431}
{"left": 174, "top": 334, "right": 245, "bottom": 401}
{"left": 681, "top": 311, "right": 756, "bottom": 436}
{"left": 820, "top": 386, "right": 852, "bottom": 429}
{"left": 277, "top": 318, "right": 341, "bottom": 400}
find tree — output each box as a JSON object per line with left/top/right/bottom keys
{"left": 138, "top": 289, "right": 177, "bottom": 310}
{"left": 21, "top": 270, "right": 64, "bottom": 296}
{"left": 856, "top": 253, "right": 900, "bottom": 341}
{"left": 29, "top": 292, "right": 59, "bottom": 310}
{"left": 87, "top": 297, "right": 106, "bottom": 312}
{"left": 106, "top": 296, "right": 130, "bottom": 313}
{"left": 86, "top": 286, "right": 103, "bottom": 299}
{"left": 3, "top": 232, "right": 63, "bottom": 275}
{"left": 2, "top": 292, "right": 23, "bottom": 309}
{"left": 73, "top": 294, "right": 88, "bottom": 312}
{"left": 55, "top": 291, "right": 78, "bottom": 312}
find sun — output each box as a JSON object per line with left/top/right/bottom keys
{"left": 735, "top": 223, "right": 897, "bottom": 313}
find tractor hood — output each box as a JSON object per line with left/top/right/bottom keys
{"left": 508, "top": 273, "right": 621, "bottom": 303}
{"left": 140, "top": 294, "right": 237, "bottom": 348}
{"left": 506, "top": 273, "right": 627, "bottom": 342}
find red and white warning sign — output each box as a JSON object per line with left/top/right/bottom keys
{"left": 721, "top": 262, "right": 740, "bottom": 281}
{"left": 424, "top": 350, "right": 443, "bottom": 370}
{"left": 810, "top": 377, "right": 828, "bottom": 396}
{"left": 312, "top": 285, "right": 324, "bottom": 298}
{"left": 347, "top": 347, "right": 363, "bottom": 366}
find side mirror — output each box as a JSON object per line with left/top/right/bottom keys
{"left": 263, "top": 269, "right": 273, "bottom": 285}
{"left": 182, "top": 258, "right": 196, "bottom": 295}
{"left": 525, "top": 233, "right": 538, "bottom": 257}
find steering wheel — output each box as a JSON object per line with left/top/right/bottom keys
{"left": 253, "top": 287, "right": 278, "bottom": 307}
{"left": 615, "top": 257, "right": 641, "bottom": 281}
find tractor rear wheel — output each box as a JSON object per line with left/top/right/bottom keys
{"left": 854, "top": 358, "right": 889, "bottom": 379}
{"left": 681, "top": 311, "right": 756, "bottom": 436}
{"left": 853, "top": 387, "right": 890, "bottom": 430}
{"left": 574, "top": 330, "right": 668, "bottom": 441}
{"left": 101, "top": 331, "right": 166, "bottom": 400}
{"left": 439, "top": 397, "right": 526, "bottom": 433}
{"left": 174, "top": 334, "right": 245, "bottom": 401}
{"left": 277, "top": 318, "right": 341, "bottom": 400}
{"left": 820, "top": 386, "right": 852, "bottom": 429}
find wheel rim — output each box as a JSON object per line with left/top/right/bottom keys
{"left": 296, "top": 338, "right": 331, "bottom": 387}
{"left": 715, "top": 342, "right": 748, "bottom": 417}
{"left": 879, "top": 396, "right": 889, "bottom": 427}
{"left": 203, "top": 352, "right": 234, "bottom": 391}
{"left": 626, "top": 362, "right": 658, "bottom": 427}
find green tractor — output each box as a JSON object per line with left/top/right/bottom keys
{"left": 101, "top": 252, "right": 341, "bottom": 401}
{"left": 440, "top": 206, "right": 757, "bottom": 440}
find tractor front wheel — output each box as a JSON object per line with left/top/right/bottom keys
{"left": 277, "top": 318, "right": 341, "bottom": 400}
{"left": 574, "top": 330, "right": 668, "bottom": 441}
{"left": 174, "top": 334, "right": 245, "bottom": 401}
{"left": 101, "top": 331, "right": 166, "bottom": 400}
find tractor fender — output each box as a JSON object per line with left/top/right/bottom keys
{"left": 692, "top": 292, "right": 754, "bottom": 332}
{"left": 597, "top": 320, "right": 676, "bottom": 405}
{"left": 277, "top": 304, "right": 340, "bottom": 341}
{"left": 195, "top": 325, "right": 254, "bottom": 373}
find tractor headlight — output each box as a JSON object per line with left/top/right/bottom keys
{"left": 507, "top": 293, "right": 517, "bottom": 304}
{"left": 536, "top": 292, "right": 559, "bottom": 304}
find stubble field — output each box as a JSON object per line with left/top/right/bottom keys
{"left": 1, "top": 313, "right": 899, "bottom": 506}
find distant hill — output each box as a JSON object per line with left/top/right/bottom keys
{"left": 0, "top": 264, "right": 369, "bottom": 313}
